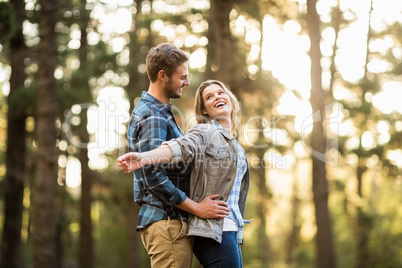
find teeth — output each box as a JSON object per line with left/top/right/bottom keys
{"left": 215, "top": 102, "right": 225, "bottom": 108}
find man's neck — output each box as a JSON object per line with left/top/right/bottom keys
{"left": 147, "top": 84, "right": 170, "bottom": 105}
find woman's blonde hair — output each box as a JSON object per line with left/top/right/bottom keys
{"left": 194, "top": 80, "right": 240, "bottom": 138}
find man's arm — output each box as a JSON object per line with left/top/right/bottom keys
{"left": 176, "top": 195, "right": 229, "bottom": 219}
{"left": 133, "top": 115, "right": 187, "bottom": 207}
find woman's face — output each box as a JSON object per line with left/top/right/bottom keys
{"left": 201, "top": 84, "right": 232, "bottom": 121}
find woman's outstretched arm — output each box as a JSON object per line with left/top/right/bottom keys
{"left": 116, "top": 145, "right": 230, "bottom": 218}
{"left": 117, "top": 145, "right": 173, "bottom": 173}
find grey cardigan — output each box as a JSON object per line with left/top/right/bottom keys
{"left": 165, "top": 122, "right": 250, "bottom": 243}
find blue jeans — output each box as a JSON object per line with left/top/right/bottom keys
{"left": 193, "top": 231, "right": 243, "bottom": 268}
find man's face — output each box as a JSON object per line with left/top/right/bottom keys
{"left": 164, "top": 62, "right": 190, "bottom": 99}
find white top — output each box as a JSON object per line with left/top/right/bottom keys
{"left": 223, "top": 217, "right": 239, "bottom": 232}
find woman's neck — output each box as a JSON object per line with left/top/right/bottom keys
{"left": 217, "top": 119, "right": 232, "bottom": 135}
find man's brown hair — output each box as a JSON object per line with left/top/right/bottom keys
{"left": 146, "top": 43, "right": 189, "bottom": 82}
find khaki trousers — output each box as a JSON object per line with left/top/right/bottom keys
{"left": 140, "top": 219, "right": 193, "bottom": 268}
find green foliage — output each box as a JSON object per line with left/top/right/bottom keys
{"left": 291, "top": 243, "right": 315, "bottom": 268}
{"left": 0, "top": 2, "right": 15, "bottom": 43}
{"left": 328, "top": 174, "right": 402, "bottom": 268}
{"left": 95, "top": 217, "right": 129, "bottom": 268}
{"left": 8, "top": 84, "right": 37, "bottom": 115}
{"left": 93, "top": 167, "right": 148, "bottom": 268}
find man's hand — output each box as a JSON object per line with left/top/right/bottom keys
{"left": 195, "top": 194, "right": 230, "bottom": 219}
{"left": 117, "top": 152, "right": 142, "bottom": 173}
{"left": 177, "top": 194, "right": 230, "bottom": 219}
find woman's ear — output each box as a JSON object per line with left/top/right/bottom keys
{"left": 202, "top": 109, "right": 208, "bottom": 115}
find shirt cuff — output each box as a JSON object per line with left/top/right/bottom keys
{"left": 170, "top": 188, "right": 188, "bottom": 208}
{"left": 162, "top": 140, "right": 182, "bottom": 163}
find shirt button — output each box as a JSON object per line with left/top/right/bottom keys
{"left": 227, "top": 177, "right": 231, "bottom": 181}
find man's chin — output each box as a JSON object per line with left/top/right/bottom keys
{"left": 171, "top": 92, "right": 182, "bottom": 99}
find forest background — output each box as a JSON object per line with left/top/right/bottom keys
{"left": 0, "top": 0, "right": 401, "bottom": 267}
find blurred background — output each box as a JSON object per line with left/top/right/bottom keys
{"left": 0, "top": 0, "right": 401, "bottom": 267}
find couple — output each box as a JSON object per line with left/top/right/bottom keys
{"left": 117, "top": 43, "right": 251, "bottom": 268}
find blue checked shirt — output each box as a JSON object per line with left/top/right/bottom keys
{"left": 128, "top": 92, "right": 191, "bottom": 230}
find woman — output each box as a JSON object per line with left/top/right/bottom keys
{"left": 118, "top": 80, "right": 251, "bottom": 267}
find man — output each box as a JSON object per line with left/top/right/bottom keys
{"left": 126, "top": 43, "right": 229, "bottom": 267}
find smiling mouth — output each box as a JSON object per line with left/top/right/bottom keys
{"left": 214, "top": 102, "right": 226, "bottom": 108}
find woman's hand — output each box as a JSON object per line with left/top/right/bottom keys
{"left": 117, "top": 152, "right": 143, "bottom": 173}
{"left": 117, "top": 145, "right": 173, "bottom": 173}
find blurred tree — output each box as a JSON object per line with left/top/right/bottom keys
{"left": 75, "top": 1, "right": 95, "bottom": 267}
{"left": 32, "top": 0, "right": 59, "bottom": 267}
{"left": 127, "top": 0, "right": 151, "bottom": 106}
{"left": 353, "top": 3, "right": 375, "bottom": 267}
{"left": 333, "top": 1, "right": 401, "bottom": 267}
{"left": 205, "top": 0, "right": 235, "bottom": 85}
{"left": 306, "top": 0, "right": 335, "bottom": 267}
{"left": 0, "top": 2, "right": 14, "bottom": 42}
{"left": 0, "top": 1, "right": 27, "bottom": 267}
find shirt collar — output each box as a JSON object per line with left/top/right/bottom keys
{"left": 212, "top": 119, "right": 234, "bottom": 140}
{"left": 141, "top": 91, "right": 172, "bottom": 110}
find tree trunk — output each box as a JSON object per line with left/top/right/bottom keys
{"left": 251, "top": 113, "right": 272, "bottom": 265}
{"left": 205, "top": 0, "right": 234, "bottom": 86}
{"left": 286, "top": 163, "right": 301, "bottom": 264}
{"left": 127, "top": 0, "right": 148, "bottom": 105}
{"left": 355, "top": 2, "right": 374, "bottom": 267}
{"left": 79, "top": 141, "right": 93, "bottom": 268}
{"left": 77, "top": 2, "right": 94, "bottom": 267}
{"left": 32, "top": 0, "right": 59, "bottom": 267}
{"left": 252, "top": 159, "right": 271, "bottom": 265}
{"left": 1, "top": 1, "right": 27, "bottom": 267}
{"left": 307, "top": 0, "right": 335, "bottom": 267}
{"left": 328, "top": 3, "right": 341, "bottom": 96}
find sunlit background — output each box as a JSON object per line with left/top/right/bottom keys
{"left": 14, "top": 0, "right": 398, "bottom": 188}
{"left": 0, "top": 0, "right": 402, "bottom": 266}
{"left": 0, "top": 0, "right": 401, "bottom": 207}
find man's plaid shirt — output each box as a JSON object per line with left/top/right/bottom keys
{"left": 128, "top": 91, "right": 191, "bottom": 231}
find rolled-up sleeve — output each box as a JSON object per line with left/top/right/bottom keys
{"left": 163, "top": 140, "right": 183, "bottom": 163}
{"left": 163, "top": 124, "right": 209, "bottom": 165}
